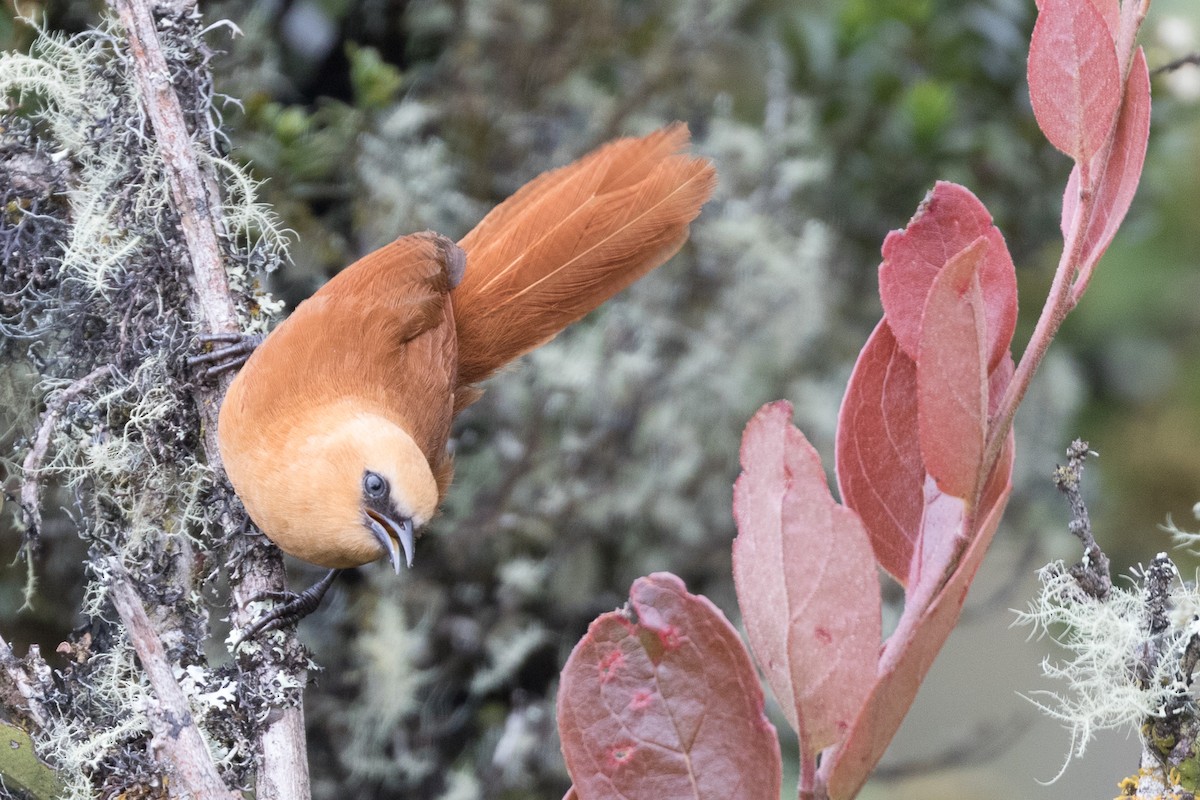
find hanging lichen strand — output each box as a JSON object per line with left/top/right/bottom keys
{"left": 0, "top": 10, "right": 287, "bottom": 797}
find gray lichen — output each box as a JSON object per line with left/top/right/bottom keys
{"left": 1, "top": 9, "right": 286, "bottom": 797}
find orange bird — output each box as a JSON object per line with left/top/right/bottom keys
{"left": 210, "top": 124, "right": 715, "bottom": 632}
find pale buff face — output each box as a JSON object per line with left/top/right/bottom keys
{"left": 223, "top": 407, "right": 437, "bottom": 569}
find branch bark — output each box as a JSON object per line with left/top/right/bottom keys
{"left": 0, "top": 632, "right": 50, "bottom": 731}
{"left": 108, "top": 572, "right": 238, "bottom": 800}
{"left": 18, "top": 365, "right": 115, "bottom": 546}
{"left": 107, "top": 1, "right": 310, "bottom": 797}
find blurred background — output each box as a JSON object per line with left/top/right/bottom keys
{"left": 1, "top": 0, "right": 1198, "bottom": 798}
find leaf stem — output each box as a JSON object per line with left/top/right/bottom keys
{"left": 799, "top": 751, "right": 818, "bottom": 800}
{"left": 983, "top": 5, "right": 1149, "bottom": 481}
{"left": 981, "top": 181, "right": 1090, "bottom": 485}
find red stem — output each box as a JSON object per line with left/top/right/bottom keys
{"left": 983, "top": 0, "right": 1151, "bottom": 476}
{"left": 981, "top": 172, "right": 1093, "bottom": 482}
{"left": 799, "top": 751, "right": 818, "bottom": 800}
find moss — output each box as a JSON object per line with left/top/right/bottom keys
{"left": 0, "top": 9, "right": 284, "bottom": 795}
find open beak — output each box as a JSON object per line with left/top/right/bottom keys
{"left": 365, "top": 510, "right": 415, "bottom": 573}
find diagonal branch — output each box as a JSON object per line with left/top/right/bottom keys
{"left": 108, "top": 570, "right": 238, "bottom": 800}
{"left": 1151, "top": 51, "right": 1200, "bottom": 76}
{"left": 0, "top": 632, "right": 50, "bottom": 731}
{"left": 18, "top": 364, "right": 115, "bottom": 547}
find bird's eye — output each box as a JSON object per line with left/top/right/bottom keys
{"left": 363, "top": 471, "right": 388, "bottom": 499}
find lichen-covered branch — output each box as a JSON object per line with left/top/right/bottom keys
{"left": 1020, "top": 445, "right": 1200, "bottom": 795}
{"left": 0, "top": 632, "right": 49, "bottom": 732}
{"left": 18, "top": 364, "right": 114, "bottom": 547}
{"left": 105, "top": 1, "right": 309, "bottom": 798}
{"left": 108, "top": 570, "right": 236, "bottom": 800}
{"left": 1052, "top": 439, "right": 1111, "bottom": 600}
{"left": 1, "top": 2, "right": 298, "bottom": 796}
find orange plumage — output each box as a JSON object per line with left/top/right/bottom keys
{"left": 217, "top": 123, "right": 715, "bottom": 577}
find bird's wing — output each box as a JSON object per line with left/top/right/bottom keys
{"left": 231, "top": 232, "right": 461, "bottom": 469}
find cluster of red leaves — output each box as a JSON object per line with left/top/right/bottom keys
{"left": 555, "top": 1, "right": 1151, "bottom": 797}
{"left": 735, "top": 179, "right": 1019, "bottom": 799}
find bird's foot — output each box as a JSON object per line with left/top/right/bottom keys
{"left": 236, "top": 568, "right": 341, "bottom": 644}
{"left": 188, "top": 332, "right": 264, "bottom": 380}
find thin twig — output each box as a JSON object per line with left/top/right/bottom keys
{"left": 107, "top": 2, "right": 309, "bottom": 798}
{"left": 1052, "top": 440, "right": 1111, "bottom": 599}
{"left": 872, "top": 714, "right": 1031, "bottom": 781}
{"left": 1151, "top": 52, "right": 1200, "bottom": 77}
{"left": 1134, "top": 554, "right": 1175, "bottom": 689}
{"left": 18, "top": 364, "right": 115, "bottom": 546}
{"left": 108, "top": 570, "right": 238, "bottom": 800}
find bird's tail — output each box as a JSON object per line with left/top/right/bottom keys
{"left": 453, "top": 123, "right": 716, "bottom": 386}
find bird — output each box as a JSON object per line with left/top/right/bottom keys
{"left": 206, "top": 123, "right": 716, "bottom": 636}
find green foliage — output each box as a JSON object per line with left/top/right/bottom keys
{"left": 780, "top": 0, "right": 1067, "bottom": 277}
{"left": 347, "top": 43, "right": 404, "bottom": 110}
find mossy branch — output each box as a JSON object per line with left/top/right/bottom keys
{"left": 1020, "top": 445, "right": 1200, "bottom": 795}
{"left": 105, "top": 1, "right": 310, "bottom": 797}
{"left": 18, "top": 365, "right": 115, "bottom": 549}
{"left": 107, "top": 568, "right": 237, "bottom": 800}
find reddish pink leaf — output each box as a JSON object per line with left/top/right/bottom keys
{"left": 917, "top": 238, "right": 989, "bottom": 505}
{"left": 1028, "top": 0, "right": 1120, "bottom": 162}
{"left": 558, "top": 573, "right": 781, "bottom": 800}
{"left": 1060, "top": 47, "right": 1151, "bottom": 290}
{"left": 878, "top": 182, "right": 1017, "bottom": 372}
{"left": 988, "top": 351, "right": 1014, "bottom": 418}
{"left": 821, "top": 476, "right": 1013, "bottom": 800}
{"left": 835, "top": 320, "right": 924, "bottom": 585}
{"left": 905, "top": 476, "right": 967, "bottom": 599}
{"left": 981, "top": 429, "right": 1016, "bottom": 522}
{"left": 1115, "top": 0, "right": 1145, "bottom": 77}
{"left": 564, "top": 789, "right": 579, "bottom": 800}
{"left": 733, "top": 401, "right": 881, "bottom": 765}
{"left": 1091, "top": 0, "right": 1119, "bottom": 45}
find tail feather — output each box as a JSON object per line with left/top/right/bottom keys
{"left": 454, "top": 123, "right": 716, "bottom": 385}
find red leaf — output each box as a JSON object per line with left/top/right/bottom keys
{"left": 878, "top": 182, "right": 1017, "bottom": 372}
{"left": 558, "top": 573, "right": 781, "bottom": 800}
{"left": 1090, "top": 0, "right": 1119, "bottom": 44}
{"left": 906, "top": 477, "right": 967, "bottom": 601}
{"left": 1115, "top": 0, "right": 1145, "bottom": 77}
{"left": 835, "top": 321, "right": 924, "bottom": 585}
{"left": 733, "top": 402, "right": 881, "bottom": 766}
{"left": 917, "top": 238, "right": 989, "bottom": 505}
{"left": 980, "top": 356, "right": 1016, "bottom": 522}
{"left": 821, "top": 475, "right": 1014, "bottom": 800}
{"left": 1028, "top": 0, "right": 1121, "bottom": 162}
{"left": 981, "top": 428, "right": 1016, "bottom": 523}
{"left": 1060, "top": 47, "right": 1151, "bottom": 288}
{"left": 988, "top": 351, "right": 1014, "bottom": 418}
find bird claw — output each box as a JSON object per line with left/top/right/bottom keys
{"left": 235, "top": 568, "right": 341, "bottom": 644}
{"left": 188, "top": 332, "right": 264, "bottom": 380}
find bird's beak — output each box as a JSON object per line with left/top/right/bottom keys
{"left": 365, "top": 510, "right": 415, "bottom": 573}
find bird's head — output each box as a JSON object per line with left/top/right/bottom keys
{"left": 254, "top": 409, "right": 440, "bottom": 571}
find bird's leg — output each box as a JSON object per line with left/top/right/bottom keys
{"left": 187, "top": 332, "right": 264, "bottom": 379}
{"left": 237, "top": 568, "right": 342, "bottom": 643}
